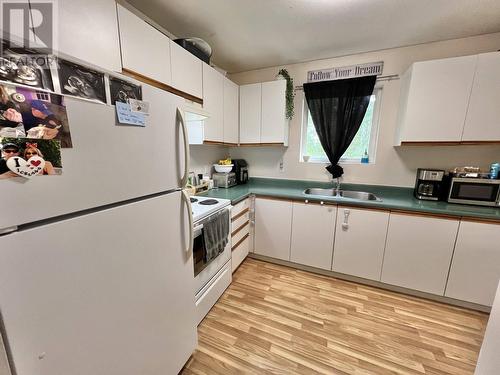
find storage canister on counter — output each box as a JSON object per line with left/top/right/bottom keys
{"left": 490, "top": 162, "right": 499, "bottom": 179}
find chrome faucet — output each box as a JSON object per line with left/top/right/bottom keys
{"left": 334, "top": 178, "right": 341, "bottom": 196}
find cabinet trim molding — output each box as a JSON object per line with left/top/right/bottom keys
{"left": 460, "top": 217, "right": 500, "bottom": 225}
{"left": 388, "top": 209, "right": 460, "bottom": 221}
{"left": 239, "top": 142, "right": 286, "bottom": 147}
{"left": 203, "top": 140, "right": 239, "bottom": 146}
{"left": 232, "top": 208, "right": 250, "bottom": 222}
{"left": 232, "top": 221, "right": 250, "bottom": 237}
{"left": 122, "top": 68, "right": 203, "bottom": 104}
{"left": 251, "top": 195, "right": 499, "bottom": 223}
{"left": 232, "top": 233, "right": 250, "bottom": 251}
{"left": 400, "top": 141, "right": 500, "bottom": 146}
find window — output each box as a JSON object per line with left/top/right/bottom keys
{"left": 301, "top": 87, "right": 382, "bottom": 163}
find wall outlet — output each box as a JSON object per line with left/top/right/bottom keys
{"left": 279, "top": 159, "right": 285, "bottom": 172}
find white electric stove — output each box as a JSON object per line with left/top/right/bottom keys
{"left": 190, "top": 195, "right": 232, "bottom": 325}
{"left": 191, "top": 196, "right": 231, "bottom": 223}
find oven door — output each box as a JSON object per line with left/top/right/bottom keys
{"left": 448, "top": 178, "right": 500, "bottom": 206}
{"left": 193, "top": 211, "right": 232, "bottom": 294}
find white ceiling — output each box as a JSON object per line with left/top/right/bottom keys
{"left": 127, "top": 0, "right": 500, "bottom": 73}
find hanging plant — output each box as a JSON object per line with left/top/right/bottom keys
{"left": 278, "top": 68, "right": 295, "bottom": 120}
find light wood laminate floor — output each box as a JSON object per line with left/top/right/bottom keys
{"left": 182, "top": 258, "right": 488, "bottom": 375}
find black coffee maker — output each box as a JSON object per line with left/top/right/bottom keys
{"left": 414, "top": 168, "right": 447, "bottom": 201}
{"left": 231, "top": 159, "right": 248, "bottom": 184}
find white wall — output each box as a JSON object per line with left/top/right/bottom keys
{"left": 189, "top": 145, "right": 228, "bottom": 177}
{"left": 228, "top": 32, "right": 500, "bottom": 187}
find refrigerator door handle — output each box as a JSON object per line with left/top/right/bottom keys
{"left": 181, "top": 189, "right": 194, "bottom": 254}
{"left": 177, "top": 108, "right": 190, "bottom": 188}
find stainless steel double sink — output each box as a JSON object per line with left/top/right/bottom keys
{"left": 303, "top": 188, "right": 381, "bottom": 202}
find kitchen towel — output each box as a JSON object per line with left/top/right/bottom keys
{"left": 204, "top": 209, "right": 230, "bottom": 262}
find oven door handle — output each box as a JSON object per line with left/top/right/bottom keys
{"left": 181, "top": 189, "right": 194, "bottom": 255}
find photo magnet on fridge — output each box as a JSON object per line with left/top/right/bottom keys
{"left": 0, "top": 82, "right": 73, "bottom": 148}
{"left": 58, "top": 59, "right": 106, "bottom": 103}
{"left": 128, "top": 99, "right": 149, "bottom": 115}
{"left": 0, "top": 42, "right": 54, "bottom": 91}
{"left": 115, "top": 102, "right": 146, "bottom": 127}
{"left": 0, "top": 138, "right": 62, "bottom": 179}
{"left": 109, "top": 77, "right": 142, "bottom": 105}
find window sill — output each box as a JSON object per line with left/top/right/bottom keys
{"left": 300, "top": 158, "right": 374, "bottom": 165}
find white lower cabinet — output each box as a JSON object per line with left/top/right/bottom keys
{"left": 232, "top": 236, "right": 250, "bottom": 272}
{"left": 231, "top": 198, "right": 253, "bottom": 271}
{"left": 290, "top": 202, "right": 336, "bottom": 270}
{"left": 254, "top": 198, "right": 292, "bottom": 261}
{"left": 332, "top": 208, "right": 389, "bottom": 281}
{"left": 381, "top": 214, "right": 459, "bottom": 295}
{"left": 445, "top": 221, "right": 500, "bottom": 306}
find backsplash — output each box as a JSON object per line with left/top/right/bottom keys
{"left": 189, "top": 145, "right": 228, "bottom": 177}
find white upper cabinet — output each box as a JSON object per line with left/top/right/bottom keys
{"left": 290, "top": 202, "right": 336, "bottom": 270}
{"left": 462, "top": 52, "right": 500, "bottom": 141}
{"left": 332, "top": 208, "right": 389, "bottom": 281}
{"left": 261, "top": 80, "right": 287, "bottom": 143}
{"left": 202, "top": 64, "right": 224, "bottom": 142}
{"left": 254, "top": 198, "right": 292, "bottom": 261}
{"left": 170, "top": 40, "right": 203, "bottom": 99}
{"left": 240, "top": 81, "right": 287, "bottom": 144}
{"left": 223, "top": 78, "right": 239, "bottom": 145}
{"left": 395, "top": 55, "right": 477, "bottom": 144}
{"left": 445, "top": 221, "right": 500, "bottom": 306}
{"left": 381, "top": 213, "right": 459, "bottom": 295}
{"left": 117, "top": 4, "right": 171, "bottom": 84}
{"left": 239, "top": 83, "right": 262, "bottom": 143}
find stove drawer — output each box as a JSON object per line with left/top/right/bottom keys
{"left": 195, "top": 261, "right": 231, "bottom": 325}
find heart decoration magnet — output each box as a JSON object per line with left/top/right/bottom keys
{"left": 7, "top": 156, "right": 46, "bottom": 178}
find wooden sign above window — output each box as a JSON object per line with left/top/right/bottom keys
{"left": 307, "top": 61, "right": 384, "bottom": 83}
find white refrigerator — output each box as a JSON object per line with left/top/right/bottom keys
{"left": 0, "top": 84, "right": 197, "bottom": 375}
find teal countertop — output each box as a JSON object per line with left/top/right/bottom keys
{"left": 198, "top": 178, "right": 500, "bottom": 221}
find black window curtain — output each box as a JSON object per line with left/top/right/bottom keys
{"left": 303, "top": 75, "right": 377, "bottom": 178}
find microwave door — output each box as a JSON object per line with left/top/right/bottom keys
{"left": 449, "top": 179, "right": 500, "bottom": 206}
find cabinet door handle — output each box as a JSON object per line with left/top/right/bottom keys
{"left": 342, "top": 209, "right": 350, "bottom": 230}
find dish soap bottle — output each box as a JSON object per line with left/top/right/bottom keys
{"left": 361, "top": 149, "right": 369, "bottom": 164}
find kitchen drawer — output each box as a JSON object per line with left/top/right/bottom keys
{"left": 232, "top": 210, "right": 250, "bottom": 231}
{"left": 232, "top": 235, "right": 250, "bottom": 272}
{"left": 232, "top": 222, "right": 249, "bottom": 246}
{"left": 232, "top": 199, "right": 250, "bottom": 219}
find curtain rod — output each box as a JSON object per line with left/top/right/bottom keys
{"left": 294, "top": 74, "right": 399, "bottom": 91}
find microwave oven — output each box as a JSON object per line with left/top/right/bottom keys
{"left": 447, "top": 178, "right": 500, "bottom": 207}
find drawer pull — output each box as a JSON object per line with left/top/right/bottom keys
{"left": 231, "top": 207, "right": 250, "bottom": 222}
{"left": 232, "top": 233, "right": 250, "bottom": 251}
{"left": 232, "top": 220, "right": 250, "bottom": 237}
{"left": 342, "top": 209, "right": 350, "bottom": 230}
